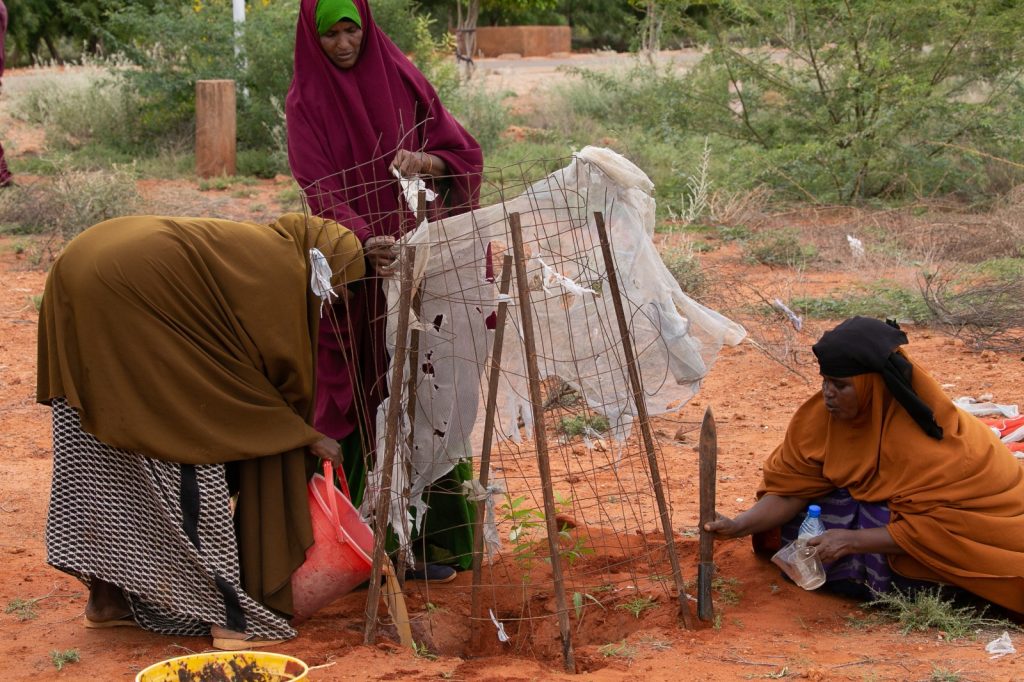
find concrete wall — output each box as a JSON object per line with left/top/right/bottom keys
{"left": 474, "top": 26, "right": 571, "bottom": 58}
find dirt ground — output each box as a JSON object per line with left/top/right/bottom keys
{"left": 1, "top": 61, "right": 1023, "bottom": 682}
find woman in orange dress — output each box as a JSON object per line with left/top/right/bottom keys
{"left": 706, "top": 317, "right": 1024, "bottom": 614}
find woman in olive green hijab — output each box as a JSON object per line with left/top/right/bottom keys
{"left": 38, "top": 213, "right": 363, "bottom": 650}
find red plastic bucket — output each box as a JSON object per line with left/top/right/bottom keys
{"left": 290, "top": 462, "right": 374, "bottom": 624}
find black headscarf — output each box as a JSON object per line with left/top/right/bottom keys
{"left": 812, "top": 317, "right": 943, "bottom": 439}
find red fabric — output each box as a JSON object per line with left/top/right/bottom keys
{"left": 0, "top": 1, "right": 11, "bottom": 186}
{"left": 285, "top": 0, "right": 482, "bottom": 440}
{"left": 0, "top": 0, "right": 7, "bottom": 78}
{"left": 285, "top": 0, "right": 482, "bottom": 242}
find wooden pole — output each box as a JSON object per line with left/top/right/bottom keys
{"left": 469, "top": 254, "right": 514, "bottom": 650}
{"left": 593, "top": 211, "right": 694, "bottom": 629}
{"left": 364, "top": 243, "right": 416, "bottom": 646}
{"left": 697, "top": 406, "right": 718, "bottom": 622}
{"left": 195, "top": 80, "right": 236, "bottom": 178}
{"left": 396, "top": 188, "right": 427, "bottom": 589}
{"left": 508, "top": 213, "right": 575, "bottom": 672}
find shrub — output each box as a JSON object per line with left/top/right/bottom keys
{"left": 447, "top": 84, "right": 510, "bottom": 157}
{"left": 691, "top": 0, "right": 1024, "bottom": 201}
{"left": 661, "top": 245, "right": 707, "bottom": 296}
{"left": 12, "top": 68, "right": 144, "bottom": 154}
{"left": 743, "top": 228, "right": 817, "bottom": 268}
{"left": 0, "top": 167, "right": 141, "bottom": 244}
{"left": 791, "top": 283, "right": 932, "bottom": 323}
{"left": 103, "top": 0, "right": 297, "bottom": 151}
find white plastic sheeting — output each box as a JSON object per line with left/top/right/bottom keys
{"left": 364, "top": 147, "right": 746, "bottom": 555}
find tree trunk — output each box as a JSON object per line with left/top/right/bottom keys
{"left": 642, "top": 1, "right": 662, "bottom": 66}
{"left": 455, "top": 0, "right": 480, "bottom": 81}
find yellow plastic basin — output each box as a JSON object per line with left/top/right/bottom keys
{"left": 135, "top": 651, "right": 308, "bottom": 681}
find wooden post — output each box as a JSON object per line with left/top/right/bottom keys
{"left": 470, "top": 254, "right": 514, "bottom": 650}
{"left": 508, "top": 213, "right": 575, "bottom": 672}
{"left": 593, "top": 211, "right": 694, "bottom": 628}
{"left": 397, "top": 188, "right": 427, "bottom": 589}
{"left": 697, "top": 406, "right": 718, "bottom": 621}
{"left": 364, "top": 243, "right": 416, "bottom": 646}
{"left": 195, "top": 80, "right": 236, "bottom": 178}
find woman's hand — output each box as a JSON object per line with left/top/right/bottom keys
{"left": 806, "top": 529, "right": 858, "bottom": 564}
{"left": 391, "top": 149, "right": 444, "bottom": 177}
{"left": 309, "top": 435, "right": 343, "bottom": 468}
{"left": 703, "top": 513, "right": 745, "bottom": 539}
{"left": 702, "top": 494, "right": 807, "bottom": 541}
{"left": 806, "top": 526, "right": 903, "bottom": 563}
{"left": 364, "top": 235, "right": 397, "bottom": 275}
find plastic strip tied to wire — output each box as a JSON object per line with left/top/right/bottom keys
{"left": 364, "top": 146, "right": 746, "bottom": 554}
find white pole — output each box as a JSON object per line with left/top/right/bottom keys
{"left": 232, "top": 0, "right": 246, "bottom": 59}
{"left": 232, "top": 0, "right": 248, "bottom": 98}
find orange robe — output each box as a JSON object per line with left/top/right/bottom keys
{"left": 760, "top": 352, "right": 1024, "bottom": 613}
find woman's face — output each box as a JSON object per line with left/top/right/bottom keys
{"left": 319, "top": 20, "right": 363, "bottom": 70}
{"left": 821, "top": 375, "right": 859, "bottom": 420}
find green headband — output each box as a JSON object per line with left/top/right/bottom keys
{"left": 315, "top": 0, "right": 362, "bottom": 35}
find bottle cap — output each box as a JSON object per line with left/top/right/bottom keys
{"left": 808, "top": 504, "right": 821, "bottom": 517}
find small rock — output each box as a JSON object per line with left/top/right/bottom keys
{"left": 673, "top": 425, "right": 689, "bottom": 441}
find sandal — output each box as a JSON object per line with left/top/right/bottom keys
{"left": 85, "top": 614, "right": 139, "bottom": 629}
{"left": 210, "top": 626, "right": 289, "bottom": 651}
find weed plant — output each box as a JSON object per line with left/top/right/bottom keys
{"left": 598, "top": 640, "right": 637, "bottom": 658}
{"left": 50, "top": 649, "right": 79, "bottom": 671}
{"left": 556, "top": 414, "right": 610, "bottom": 438}
{"left": 865, "top": 588, "right": 1018, "bottom": 639}
{"left": 617, "top": 596, "right": 657, "bottom": 619}
{"left": 5, "top": 598, "right": 40, "bottom": 621}
{"left": 791, "top": 283, "right": 932, "bottom": 324}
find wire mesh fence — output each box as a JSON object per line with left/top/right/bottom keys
{"left": 300, "top": 147, "right": 746, "bottom": 665}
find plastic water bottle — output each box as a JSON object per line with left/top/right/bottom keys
{"left": 797, "top": 504, "right": 826, "bottom": 543}
{"left": 791, "top": 504, "right": 827, "bottom": 589}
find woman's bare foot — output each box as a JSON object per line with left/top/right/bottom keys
{"left": 85, "top": 579, "right": 132, "bottom": 623}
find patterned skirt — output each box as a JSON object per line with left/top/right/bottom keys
{"left": 45, "top": 399, "right": 295, "bottom": 639}
{"left": 777, "top": 488, "right": 934, "bottom": 598}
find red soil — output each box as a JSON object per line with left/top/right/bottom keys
{"left": 2, "top": 231, "right": 1022, "bottom": 681}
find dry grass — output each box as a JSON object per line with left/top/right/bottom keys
{"left": 0, "top": 167, "right": 141, "bottom": 258}
{"left": 677, "top": 185, "right": 1024, "bottom": 356}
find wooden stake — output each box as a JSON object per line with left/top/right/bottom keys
{"left": 593, "top": 211, "right": 694, "bottom": 629}
{"left": 697, "top": 406, "right": 718, "bottom": 622}
{"left": 508, "top": 213, "right": 576, "bottom": 672}
{"left": 195, "top": 80, "right": 236, "bottom": 178}
{"left": 364, "top": 242, "right": 416, "bottom": 646}
{"left": 397, "top": 188, "right": 427, "bottom": 589}
{"left": 470, "top": 254, "right": 514, "bottom": 650}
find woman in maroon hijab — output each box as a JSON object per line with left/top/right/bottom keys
{"left": 286, "top": 0, "right": 483, "bottom": 580}
{"left": 0, "top": 0, "right": 13, "bottom": 187}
